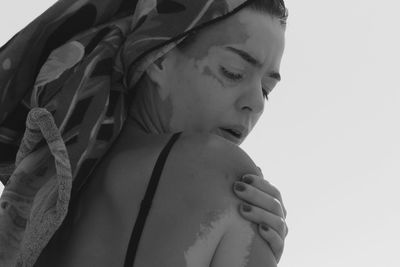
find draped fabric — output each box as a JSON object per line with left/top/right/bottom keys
{"left": 0, "top": 0, "right": 251, "bottom": 266}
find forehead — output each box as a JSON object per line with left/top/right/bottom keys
{"left": 181, "top": 8, "right": 285, "bottom": 63}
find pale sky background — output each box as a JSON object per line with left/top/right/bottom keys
{"left": 1, "top": 1, "right": 399, "bottom": 267}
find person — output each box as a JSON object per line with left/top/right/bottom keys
{"left": 0, "top": 0, "right": 288, "bottom": 266}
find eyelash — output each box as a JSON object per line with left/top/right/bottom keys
{"left": 220, "top": 66, "right": 269, "bottom": 101}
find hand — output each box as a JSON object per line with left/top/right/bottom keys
{"left": 232, "top": 169, "right": 288, "bottom": 262}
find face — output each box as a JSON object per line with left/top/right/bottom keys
{"left": 147, "top": 8, "right": 285, "bottom": 145}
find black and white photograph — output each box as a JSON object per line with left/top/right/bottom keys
{"left": 0, "top": 1, "right": 399, "bottom": 266}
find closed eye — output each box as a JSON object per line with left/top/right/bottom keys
{"left": 220, "top": 66, "right": 269, "bottom": 101}
{"left": 220, "top": 66, "right": 243, "bottom": 81}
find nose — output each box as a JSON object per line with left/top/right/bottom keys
{"left": 236, "top": 83, "right": 265, "bottom": 115}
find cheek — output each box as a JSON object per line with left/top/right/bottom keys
{"left": 193, "top": 54, "right": 229, "bottom": 96}
{"left": 167, "top": 59, "right": 229, "bottom": 130}
{"left": 177, "top": 57, "right": 227, "bottom": 102}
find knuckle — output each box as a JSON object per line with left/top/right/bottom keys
{"left": 271, "top": 198, "right": 283, "bottom": 215}
{"left": 276, "top": 190, "right": 282, "bottom": 200}
{"left": 266, "top": 181, "right": 280, "bottom": 195}
{"left": 271, "top": 186, "right": 282, "bottom": 200}
{"left": 275, "top": 218, "right": 286, "bottom": 235}
{"left": 283, "top": 206, "right": 288, "bottom": 217}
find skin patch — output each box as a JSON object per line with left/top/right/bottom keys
{"left": 181, "top": 14, "right": 250, "bottom": 61}
{"left": 201, "top": 65, "right": 224, "bottom": 87}
{"left": 184, "top": 207, "right": 254, "bottom": 267}
{"left": 193, "top": 47, "right": 226, "bottom": 87}
{"left": 130, "top": 7, "right": 285, "bottom": 142}
{"left": 149, "top": 58, "right": 178, "bottom": 132}
{"left": 166, "top": 52, "right": 225, "bottom": 132}
{"left": 148, "top": 74, "right": 175, "bottom": 132}
{"left": 129, "top": 75, "right": 174, "bottom": 133}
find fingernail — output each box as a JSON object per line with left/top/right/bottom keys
{"left": 242, "top": 204, "right": 252, "bottom": 212}
{"left": 242, "top": 175, "right": 253, "bottom": 184}
{"left": 234, "top": 182, "right": 246, "bottom": 192}
{"left": 261, "top": 224, "right": 269, "bottom": 232}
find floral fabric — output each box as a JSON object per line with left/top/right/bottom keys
{"left": 0, "top": 0, "right": 251, "bottom": 266}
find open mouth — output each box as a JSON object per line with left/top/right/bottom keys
{"left": 220, "top": 128, "right": 242, "bottom": 139}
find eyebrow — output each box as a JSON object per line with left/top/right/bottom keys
{"left": 225, "top": 46, "right": 281, "bottom": 82}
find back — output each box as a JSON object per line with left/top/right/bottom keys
{"left": 34, "top": 128, "right": 275, "bottom": 267}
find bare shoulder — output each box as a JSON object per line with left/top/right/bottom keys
{"left": 164, "top": 132, "right": 260, "bottom": 208}
{"left": 164, "top": 133, "right": 275, "bottom": 267}
{"left": 173, "top": 132, "right": 261, "bottom": 182}
{"left": 88, "top": 131, "right": 273, "bottom": 266}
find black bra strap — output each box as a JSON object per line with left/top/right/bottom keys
{"left": 124, "top": 132, "right": 182, "bottom": 267}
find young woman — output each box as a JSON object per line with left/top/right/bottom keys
{"left": 0, "top": 0, "right": 288, "bottom": 266}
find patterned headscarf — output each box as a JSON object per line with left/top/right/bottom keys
{"left": 0, "top": 0, "right": 253, "bottom": 266}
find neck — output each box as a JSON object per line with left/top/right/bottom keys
{"left": 128, "top": 76, "right": 170, "bottom": 134}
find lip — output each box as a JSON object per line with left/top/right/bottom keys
{"left": 216, "top": 125, "right": 247, "bottom": 144}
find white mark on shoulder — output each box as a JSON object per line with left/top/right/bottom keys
{"left": 184, "top": 206, "right": 254, "bottom": 267}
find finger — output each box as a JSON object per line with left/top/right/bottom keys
{"left": 241, "top": 174, "right": 287, "bottom": 218}
{"left": 239, "top": 202, "right": 288, "bottom": 239}
{"left": 258, "top": 224, "right": 285, "bottom": 263}
{"left": 241, "top": 175, "right": 287, "bottom": 217}
{"left": 233, "top": 181, "right": 284, "bottom": 218}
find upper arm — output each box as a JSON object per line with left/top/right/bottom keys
{"left": 172, "top": 133, "right": 276, "bottom": 267}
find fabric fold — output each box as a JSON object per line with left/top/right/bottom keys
{"left": 1, "top": 108, "right": 71, "bottom": 267}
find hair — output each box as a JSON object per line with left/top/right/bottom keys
{"left": 177, "top": 0, "right": 288, "bottom": 50}
{"left": 248, "top": 0, "right": 288, "bottom": 23}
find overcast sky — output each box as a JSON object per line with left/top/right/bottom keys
{"left": 1, "top": 1, "right": 399, "bottom": 266}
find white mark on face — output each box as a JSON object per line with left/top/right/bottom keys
{"left": 194, "top": 46, "right": 218, "bottom": 70}
{"left": 194, "top": 46, "right": 224, "bottom": 83}
{"left": 184, "top": 206, "right": 254, "bottom": 267}
{"left": 166, "top": 49, "right": 222, "bottom": 132}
